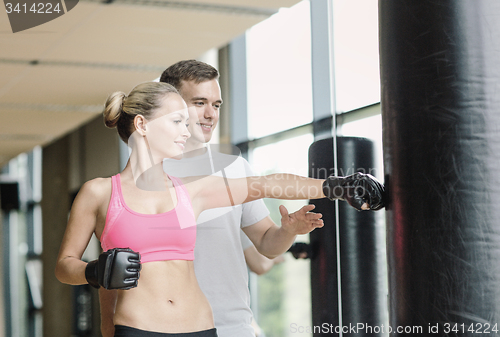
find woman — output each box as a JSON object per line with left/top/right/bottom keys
{"left": 55, "top": 82, "right": 384, "bottom": 337}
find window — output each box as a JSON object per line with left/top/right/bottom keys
{"left": 250, "top": 133, "right": 314, "bottom": 337}
{"left": 333, "top": 0, "right": 380, "bottom": 113}
{"left": 246, "top": 1, "right": 313, "bottom": 139}
{"left": 239, "top": 1, "right": 384, "bottom": 336}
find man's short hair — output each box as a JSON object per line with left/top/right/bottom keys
{"left": 160, "top": 60, "right": 219, "bottom": 91}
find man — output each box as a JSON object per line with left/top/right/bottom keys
{"left": 99, "top": 60, "right": 325, "bottom": 337}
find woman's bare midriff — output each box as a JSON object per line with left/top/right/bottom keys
{"left": 113, "top": 260, "right": 214, "bottom": 333}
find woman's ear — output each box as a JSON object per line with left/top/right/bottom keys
{"left": 134, "top": 115, "right": 147, "bottom": 136}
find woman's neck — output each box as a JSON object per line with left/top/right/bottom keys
{"left": 124, "top": 136, "right": 168, "bottom": 191}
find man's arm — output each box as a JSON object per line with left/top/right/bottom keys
{"left": 243, "top": 245, "right": 285, "bottom": 275}
{"left": 99, "top": 288, "right": 117, "bottom": 337}
{"left": 242, "top": 204, "right": 323, "bottom": 259}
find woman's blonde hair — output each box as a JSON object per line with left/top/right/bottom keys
{"left": 103, "top": 82, "right": 179, "bottom": 143}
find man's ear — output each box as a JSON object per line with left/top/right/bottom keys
{"left": 134, "top": 115, "right": 147, "bottom": 136}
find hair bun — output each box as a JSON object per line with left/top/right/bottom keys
{"left": 103, "top": 91, "right": 126, "bottom": 128}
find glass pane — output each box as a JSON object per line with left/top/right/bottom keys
{"left": 333, "top": 0, "right": 380, "bottom": 112}
{"left": 250, "top": 133, "right": 314, "bottom": 337}
{"left": 339, "top": 113, "right": 384, "bottom": 180}
{"left": 246, "top": 1, "right": 313, "bottom": 139}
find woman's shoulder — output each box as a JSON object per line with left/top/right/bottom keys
{"left": 78, "top": 177, "right": 113, "bottom": 203}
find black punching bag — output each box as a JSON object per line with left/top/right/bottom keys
{"left": 380, "top": 0, "right": 500, "bottom": 334}
{"left": 309, "top": 137, "right": 387, "bottom": 336}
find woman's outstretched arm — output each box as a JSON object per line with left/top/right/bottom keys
{"left": 244, "top": 174, "right": 325, "bottom": 201}
{"left": 187, "top": 172, "right": 385, "bottom": 215}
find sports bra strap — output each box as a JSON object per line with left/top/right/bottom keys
{"left": 102, "top": 175, "right": 124, "bottom": 246}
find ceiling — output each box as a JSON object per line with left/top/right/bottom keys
{"left": 0, "top": 0, "right": 302, "bottom": 168}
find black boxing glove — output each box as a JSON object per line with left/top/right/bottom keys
{"left": 287, "top": 242, "right": 312, "bottom": 259}
{"left": 322, "top": 172, "right": 385, "bottom": 211}
{"left": 85, "top": 248, "right": 141, "bottom": 290}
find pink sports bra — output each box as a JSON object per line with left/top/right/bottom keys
{"left": 100, "top": 174, "right": 197, "bottom": 263}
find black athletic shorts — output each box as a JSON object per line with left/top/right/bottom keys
{"left": 114, "top": 325, "right": 218, "bottom": 337}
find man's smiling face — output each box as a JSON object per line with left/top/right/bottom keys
{"left": 178, "top": 79, "right": 222, "bottom": 145}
